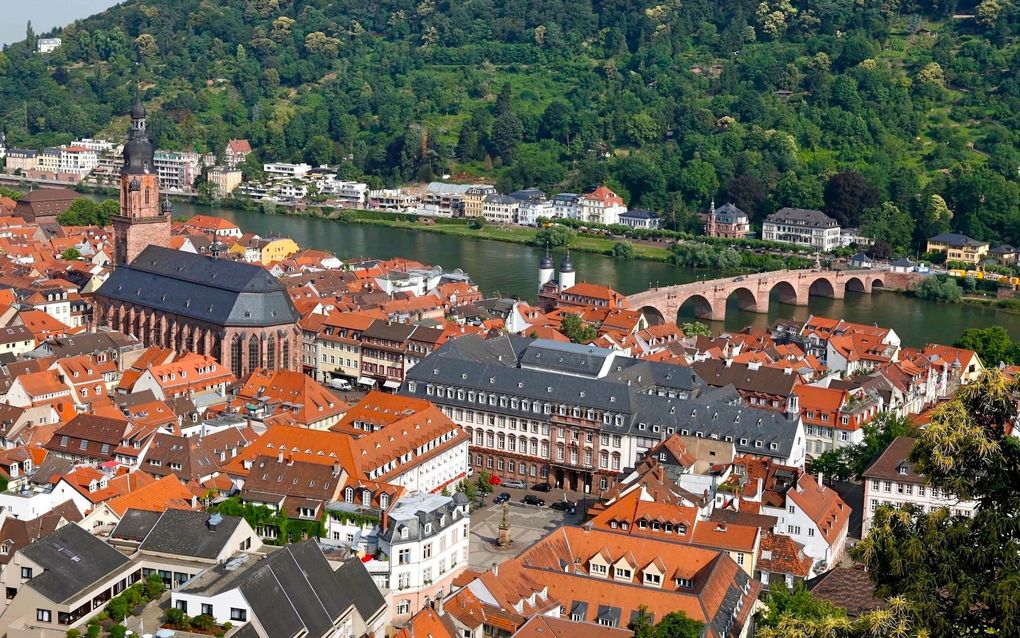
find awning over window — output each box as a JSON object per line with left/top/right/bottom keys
{"left": 383, "top": 380, "right": 401, "bottom": 390}
{"left": 358, "top": 377, "right": 377, "bottom": 386}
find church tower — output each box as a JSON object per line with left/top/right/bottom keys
{"left": 112, "top": 97, "right": 170, "bottom": 266}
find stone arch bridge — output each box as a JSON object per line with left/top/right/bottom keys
{"left": 628, "top": 269, "right": 920, "bottom": 324}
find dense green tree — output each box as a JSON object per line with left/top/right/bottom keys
{"left": 680, "top": 321, "right": 711, "bottom": 337}
{"left": 860, "top": 202, "right": 914, "bottom": 253}
{"left": 560, "top": 313, "right": 596, "bottom": 344}
{"left": 810, "top": 413, "right": 915, "bottom": 481}
{"left": 852, "top": 370, "right": 1020, "bottom": 635}
{"left": 723, "top": 174, "right": 767, "bottom": 222}
{"left": 823, "top": 171, "right": 881, "bottom": 227}
{"left": 533, "top": 227, "right": 574, "bottom": 248}
{"left": 0, "top": 0, "right": 1014, "bottom": 239}
{"left": 955, "top": 325, "right": 1018, "bottom": 366}
{"left": 60, "top": 248, "right": 81, "bottom": 261}
{"left": 610, "top": 241, "right": 634, "bottom": 260}
{"left": 632, "top": 608, "right": 703, "bottom": 638}
{"left": 912, "top": 275, "right": 962, "bottom": 302}
{"left": 56, "top": 199, "right": 117, "bottom": 226}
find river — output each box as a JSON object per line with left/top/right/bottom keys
{"left": 159, "top": 200, "right": 1020, "bottom": 347}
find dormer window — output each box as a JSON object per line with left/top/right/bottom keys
{"left": 614, "top": 567, "right": 632, "bottom": 580}
{"left": 644, "top": 572, "right": 662, "bottom": 586}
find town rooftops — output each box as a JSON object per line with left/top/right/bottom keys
{"left": 862, "top": 436, "right": 923, "bottom": 483}
{"left": 179, "top": 540, "right": 385, "bottom": 637}
{"left": 806, "top": 567, "right": 883, "bottom": 617}
{"left": 20, "top": 523, "right": 131, "bottom": 604}
{"left": 766, "top": 208, "right": 838, "bottom": 228}
{"left": 95, "top": 245, "right": 299, "bottom": 326}
{"left": 928, "top": 232, "right": 988, "bottom": 248}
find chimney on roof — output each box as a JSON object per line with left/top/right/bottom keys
{"left": 277, "top": 449, "right": 284, "bottom": 463}
{"left": 724, "top": 359, "right": 732, "bottom": 368}
{"left": 332, "top": 461, "right": 341, "bottom": 477}
{"left": 817, "top": 472, "right": 824, "bottom": 487}
{"left": 492, "top": 562, "right": 499, "bottom": 577}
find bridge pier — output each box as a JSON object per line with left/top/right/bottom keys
{"left": 754, "top": 297, "right": 771, "bottom": 314}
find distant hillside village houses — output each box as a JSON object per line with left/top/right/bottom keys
{"left": 3, "top": 124, "right": 901, "bottom": 250}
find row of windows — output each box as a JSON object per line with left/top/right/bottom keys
{"left": 420, "top": 382, "right": 627, "bottom": 426}
{"left": 872, "top": 479, "right": 937, "bottom": 498}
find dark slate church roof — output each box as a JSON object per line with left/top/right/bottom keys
{"left": 96, "top": 246, "right": 299, "bottom": 327}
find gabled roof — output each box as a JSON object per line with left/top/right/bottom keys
{"left": 105, "top": 475, "right": 196, "bottom": 516}
{"left": 20, "top": 523, "right": 131, "bottom": 604}
{"left": 133, "top": 509, "right": 244, "bottom": 559}
{"left": 96, "top": 246, "right": 299, "bottom": 327}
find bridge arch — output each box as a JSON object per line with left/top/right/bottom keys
{"left": 726, "top": 287, "right": 758, "bottom": 312}
{"left": 676, "top": 294, "right": 715, "bottom": 322}
{"left": 769, "top": 280, "right": 800, "bottom": 306}
{"left": 808, "top": 277, "right": 836, "bottom": 298}
{"left": 871, "top": 277, "right": 885, "bottom": 289}
{"left": 639, "top": 305, "right": 666, "bottom": 326}
{"left": 845, "top": 277, "right": 868, "bottom": 294}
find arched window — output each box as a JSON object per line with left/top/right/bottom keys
{"left": 345, "top": 487, "right": 354, "bottom": 503}
{"left": 144, "top": 187, "right": 151, "bottom": 206}
{"left": 266, "top": 335, "right": 276, "bottom": 370}
{"left": 248, "top": 335, "right": 260, "bottom": 373}
{"left": 230, "top": 336, "right": 242, "bottom": 379}
{"left": 281, "top": 340, "right": 290, "bottom": 370}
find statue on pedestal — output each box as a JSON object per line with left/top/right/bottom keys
{"left": 497, "top": 501, "right": 512, "bottom": 547}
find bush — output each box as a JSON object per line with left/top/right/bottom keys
{"left": 914, "top": 275, "right": 963, "bottom": 303}
{"left": 87, "top": 626, "right": 100, "bottom": 638}
{"left": 165, "top": 608, "right": 189, "bottom": 629}
{"left": 66, "top": 630, "right": 81, "bottom": 638}
{"left": 610, "top": 241, "right": 635, "bottom": 260}
{"left": 143, "top": 573, "right": 165, "bottom": 600}
{"left": 110, "top": 627, "right": 127, "bottom": 638}
{"left": 191, "top": 614, "right": 216, "bottom": 631}
{"left": 533, "top": 226, "right": 574, "bottom": 247}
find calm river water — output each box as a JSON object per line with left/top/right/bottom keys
{"left": 163, "top": 201, "right": 1020, "bottom": 347}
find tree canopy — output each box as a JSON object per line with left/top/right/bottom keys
{"left": 851, "top": 369, "right": 1020, "bottom": 635}
{"left": 0, "top": 0, "right": 1016, "bottom": 248}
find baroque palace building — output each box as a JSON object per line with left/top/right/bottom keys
{"left": 93, "top": 99, "right": 301, "bottom": 375}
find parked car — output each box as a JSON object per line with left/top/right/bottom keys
{"left": 503, "top": 479, "right": 527, "bottom": 489}
{"left": 550, "top": 500, "right": 576, "bottom": 514}
{"left": 531, "top": 483, "right": 552, "bottom": 492}
{"left": 494, "top": 492, "right": 511, "bottom": 504}
{"left": 522, "top": 495, "right": 545, "bottom": 507}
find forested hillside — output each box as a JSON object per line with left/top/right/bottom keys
{"left": 1, "top": 0, "right": 1018, "bottom": 251}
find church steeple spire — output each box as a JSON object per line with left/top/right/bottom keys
{"left": 122, "top": 96, "right": 154, "bottom": 176}
{"left": 113, "top": 95, "right": 169, "bottom": 266}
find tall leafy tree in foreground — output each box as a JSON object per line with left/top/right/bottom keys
{"left": 762, "top": 370, "right": 1020, "bottom": 636}
{"left": 852, "top": 369, "right": 1020, "bottom": 635}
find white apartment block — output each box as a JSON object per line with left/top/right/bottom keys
{"left": 154, "top": 150, "right": 203, "bottom": 193}
{"left": 59, "top": 147, "right": 99, "bottom": 175}
{"left": 372, "top": 492, "right": 470, "bottom": 622}
{"left": 861, "top": 436, "right": 977, "bottom": 536}
{"left": 762, "top": 208, "right": 842, "bottom": 251}
{"left": 264, "top": 162, "right": 312, "bottom": 180}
